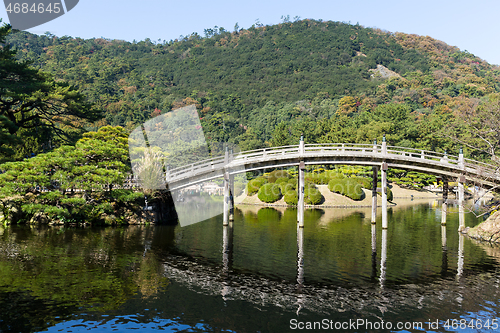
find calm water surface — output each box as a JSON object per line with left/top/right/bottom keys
{"left": 1, "top": 201, "right": 500, "bottom": 332}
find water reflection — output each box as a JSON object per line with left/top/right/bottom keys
{"left": 371, "top": 224, "right": 377, "bottom": 282}
{"left": 441, "top": 225, "right": 448, "bottom": 278}
{"left": 458, "top": 233, "right": 465, "bottom": 280}
{"left": 222, "top": 222, "right": 233, "bottom": 275}
{"left": 380, "top": 229, "right": 387, "bottom": 289}
{"left": 1, "top": 203, "right": 500, "bottom": 332}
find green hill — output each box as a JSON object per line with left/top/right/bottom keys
{"left": 5, "top": 19, "right": 500, "bottom": 157}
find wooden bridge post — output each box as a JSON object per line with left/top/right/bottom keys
{"left": 229, "top": 173, "right": 235, "bottom": 221}
{"left": 458, "top": 175, "right": 465, "bottom": 232}
{"left": 381, "top": 161, "right": 388, "bottom": 229}
{"left": 371, "top": 165, "right": 378, "bottom": 224}
{"left": 223, "top": 171, "right": 230, "bottom": 226}
{"left": 298, "top": 161, "right": 305, "bottom": 227}
{"left": 442, "top": 179, "right": 448, "bottom": 225}
{"left": 297, "top": 136, "right": 305, "bottom": 227}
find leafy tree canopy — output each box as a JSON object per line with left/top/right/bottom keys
{"left": 0, "top": 21, "right": 102, "bottom": 161}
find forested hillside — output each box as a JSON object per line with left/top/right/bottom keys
{"left": 5, "top": 19, "right": 500, "bottom": 160}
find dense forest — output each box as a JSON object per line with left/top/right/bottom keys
{"left": 4, "top": 18, "right": 499, "bottom": 159}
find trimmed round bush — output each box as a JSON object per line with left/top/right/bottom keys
{"left": 287, "top": 178, "right": 298, "bottom": 190}
{"left": 280, "top": 182, "right": 295, "bottom": 194}
{"left": 328, "top": 178, "right": 345, "bottom": 194}
{"left": 304, "top": 187, "right": 323, "bottom": 205}
{"left": 344, "top": 178, "right": 364, "bottom": 200}
{"left": 275, "top": 177, "right": 289, "bottom": 185}
{"left": 257, "top": 183, "right": 282, "bottom": 203}
{"left": 284, "top": 190, "right": 298, "bottom": 205}
{"left": 352, "top": 176, "right": 372, "bottom": 189}
{"left": 246, "top": 177, "right": 268, "bottom": 195}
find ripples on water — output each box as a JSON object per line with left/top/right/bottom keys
{"left": 1, "top": 202, "right": 500, "bottom": 332}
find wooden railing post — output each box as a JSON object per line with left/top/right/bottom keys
{"left": 458, "top": 147, "right": 465, "bottom": 169}
{"left": 299, "top": 135, "right": 305, "bottom": 155}
{"left": 382, "top": 135, "right": 387, "bottom": 155}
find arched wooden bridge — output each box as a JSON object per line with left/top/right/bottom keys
{"left": 133, "top": 139, "right": 499, "bottom": 232}
{"left": 164, "top": 141, "right": 500, "bottom": 191}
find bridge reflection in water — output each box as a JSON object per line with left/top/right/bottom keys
{"left": 195, "top": 207, "right": 467, "bottom": 315}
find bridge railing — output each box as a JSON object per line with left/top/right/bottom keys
{"left": 168, "top": 155, "right": 226, "bottom": 181}
{"left": 305, "top": 143, "right": 377, "bottom": 154}
{"left": 234, "top": 145, "right": 300, "bottom": 160}
{"left": 464, "top": 157, "right": 498, "bottom": 171}
{"left": 141, "top": 143, "right": 500, "bottom": 186}
{"left": 386, "top": 146, "right": 459, "bottom": 164}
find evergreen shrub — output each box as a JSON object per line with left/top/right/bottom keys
{"left": 305, "top": 187, "right": 323, "bottom": 205}
{"left": 247, "top": 177, "right": 267, "bottom": 195}
{"left": 257, "top": 183, "right": 282, "bottom": 203}
{"left": 284, "top": 190, "right": 298, "bottom": 205}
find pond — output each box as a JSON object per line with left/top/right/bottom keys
{"left": 1, "top": 200, "right": 500, "bottom": 332}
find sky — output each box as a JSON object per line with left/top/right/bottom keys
{"left": 0, "top": 0, "right": 499, "bottom": 65}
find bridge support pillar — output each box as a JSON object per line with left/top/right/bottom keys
{"left": 371, "top": 166, "right": 378, "bottom": 224}
{"left": 458, "top": 175, "right": 465, "bottom": 232}
{"left": 229, "top": 174, "right": 234, "bottom": 221}
{"left": 381, "top": 162, "right": 388, "bottom": 229}
{"left": 297, "top": 161, "right": 305, "bottom": 227}
{"left": 442, "top": 180, "right": 448, "bottom": 225}
{"left": 223, "top": 171, "right": 230, "bottom": 226}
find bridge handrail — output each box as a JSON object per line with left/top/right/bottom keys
{"left": 237, "top": 145, "right": 299, "bottom": 155}
{"left": 385, "top": 146, "right": 457, "bottom": 163}
{"left": 463, "top": 158, "right": 498, "bottom": 170}
{"left": 305, "top": 143, "right": 376, "bottom": 151}
{"left": 168, "top": 156, "right": 226, "bottom": 177}
{"left": 150, "top": 143, "right": 500, "bottom": 187}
